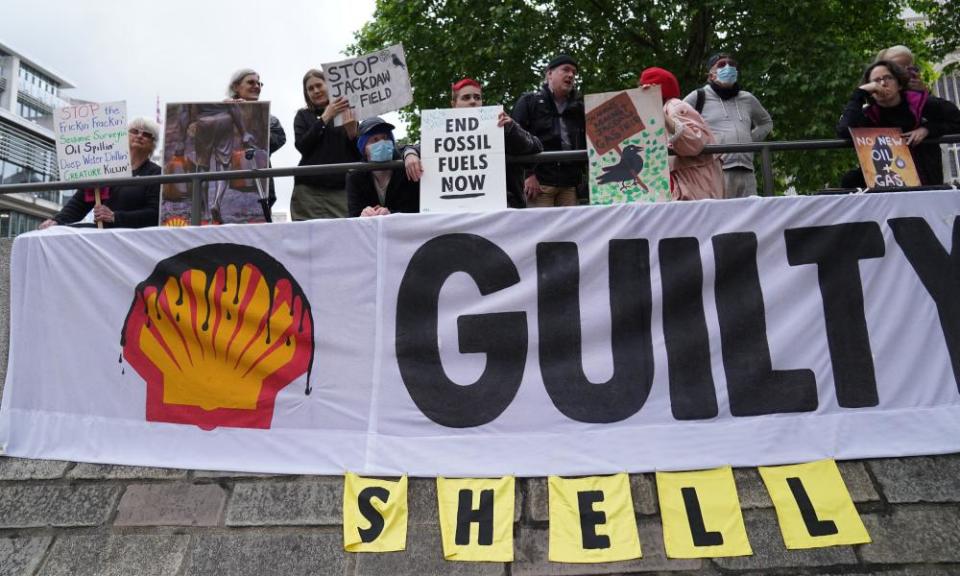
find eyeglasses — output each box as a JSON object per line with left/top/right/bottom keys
{"left": 714, "top": 58, "right": 738, "bottom": 68}
{"left": 870, "top": 75, "right": 897, "bottom": 84}
{"left": 128, "top": 128, "right": 156, "bottom": 140}
{"left": 244, "top": 79, "right": 264, "bottom": 87}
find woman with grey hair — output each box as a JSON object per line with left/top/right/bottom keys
{"left": 40, "top": 117, "right": 162, "bottom": 229}
{"left": 226, "top": 68, "right": 286, "bottom": 218}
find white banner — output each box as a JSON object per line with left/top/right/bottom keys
{"left": 321, "top": 44, "right": 413, "bottom": 125}
{"left": 419, "top": 106, "right": 507, "bottom": 213}
{"left": 3, "top": 192, "right": 960, "bottom": 475}
{"left": 54, "top": 101, "right": 130, "bottom": 182}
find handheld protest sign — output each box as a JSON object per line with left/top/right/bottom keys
{"left": 322, "top": 44, "right": 413, "bottom": 125}
{"left": 160, "top": 101, "right": 272, "bottom": 226}
{"left": 585, "top": 88, "right": 670, "bottom": 205}
{"left": 849, "top": 127, "right": 921, "bottom": 188}
{"left": 54, "top": 101, "right": 131, "bottom": 183}
{"left": 419, "top": 106, "right": 507, "bottom": 213}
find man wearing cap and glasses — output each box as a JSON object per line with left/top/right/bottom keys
{"left": 513, "top": 53, "right": 586, "bottom": 207}
{"left": 683, "top": 53, "right": 772, "bottom": 198}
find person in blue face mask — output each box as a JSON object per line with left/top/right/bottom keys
{"left": 346, "top": 117, "right": 421, "bottom": 217}
{"left": 683, "top": 53, "right": 773, "bottom": 198}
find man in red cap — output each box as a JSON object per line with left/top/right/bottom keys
{"left": 512, "top": 54, "right": 586, "bottom": 207}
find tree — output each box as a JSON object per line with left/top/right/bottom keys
{"left": 351, "top": 0, "right": 958, "bottom": 193}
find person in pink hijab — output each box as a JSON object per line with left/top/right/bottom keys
{"left": 639, "top": 67, "right": 724, "bottom": 201}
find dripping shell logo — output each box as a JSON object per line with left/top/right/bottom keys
{"left": 120, "top": 244, "right": 314, "bottom": 431}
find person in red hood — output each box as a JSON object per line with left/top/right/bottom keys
{"left": 639, "top": 67, "right": 724, "bottom": 201}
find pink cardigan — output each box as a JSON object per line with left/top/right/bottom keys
{"left": 664, "top": 98, "right": 724, "bottom": 201}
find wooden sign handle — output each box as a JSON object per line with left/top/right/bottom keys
{"left": 94, "top": 187, "right": 103, "bottom": 230}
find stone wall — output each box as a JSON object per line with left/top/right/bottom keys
{"left": 2, "top": 237, "right": 959, "bottom": 576}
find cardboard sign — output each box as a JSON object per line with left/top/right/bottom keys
{"left": 322, "top": 44, "right": 413, "bottom": 125}
{"left": 54, "top": 101, "right": 130, "bottom": 182}
{"left": 160, "top": 102, "right": 272, "bottom": 226}
{"left": 850, "top": 127, "right": 921, "bottom": 188}
{"left": 419, "top": 106, "right": 507, "bottom": 213}
{"left": 585, "top": 88, "right": 670, "bottom": 205}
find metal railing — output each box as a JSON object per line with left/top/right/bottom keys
{"left": 1, "top": 135, "right": 958, "bottom": 225}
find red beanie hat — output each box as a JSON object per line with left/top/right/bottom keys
{"left": 639, "top": 67, "right": 681, "bottom": 103}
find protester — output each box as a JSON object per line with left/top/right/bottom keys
{"left": 226, "top": 68, "right": 286, "bottom": 220}
{"left": 837, "top": 60, "right": 960, "bottom": 187}
{"left": 402, "top": 77, "right": 543, "bottom": 208}
{"left": 876, "top": 45, "right": 926, "bottom": 92}
{"left": 513, "top": 54, "right": 586, "bottom": 207}
{"left": 347, "top": 117, "right": 419, "bottom": 217}
{"left": 639, "top": 67, "right": 723, "bottom": 201}
{"left": 290, "top": 69, "right": 361, "bottom": 220}
{"left": 40, "top": 118, "right": 161, "bottom": 229}
{"left": 683, "top": 53, "right": 773, "bottom": 198}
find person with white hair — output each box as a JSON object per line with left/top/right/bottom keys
{"left": 40, "top": 117, "right": 162, "bottom": 229}
{"left": 875, "top": 45, "right": 926, "bottom": 92}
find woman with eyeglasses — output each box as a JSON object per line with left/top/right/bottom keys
{"left": 837, "top": 59, "right": 960, "bottom": 187}
{"left": 290, "top": 69, "right": 361, "bottom": 220}
{"left": 40, "top": 118, "right": 162, "bottom": 229}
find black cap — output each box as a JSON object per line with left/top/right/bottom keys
{"left": 547, "top": 54, "right": 578, "bottom": 71}
{"left": 357, "top": 116, "right": 396, "bottom": 136}
{"left": 706, "top": 52, "right": 736, "bottom": 69}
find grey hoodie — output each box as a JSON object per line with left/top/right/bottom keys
{"left": 683, "top": 85, "right": 772, "bottom": 170}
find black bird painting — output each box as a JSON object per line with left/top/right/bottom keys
{"left": 391, "top": 54, "right": 407, "bottom": 69}
{"left": 596, "top": 144, "right": 650, "bottom": 192}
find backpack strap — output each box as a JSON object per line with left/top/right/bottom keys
{"left": 695, "top": 88, "right": 706, "bottom": 114}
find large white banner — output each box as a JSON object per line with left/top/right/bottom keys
{"left": 2, "top": 192, "right": 960, "bottom": 476}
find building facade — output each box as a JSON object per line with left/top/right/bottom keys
{"left": 0, "top": 41, "right": 73, "bottom": 237}
{"left": 933, "top": 51, "right": 960, "bottom": 184}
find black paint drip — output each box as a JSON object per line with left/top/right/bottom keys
{"left": 120, "top": 243, "right": 316, "bottom": 394}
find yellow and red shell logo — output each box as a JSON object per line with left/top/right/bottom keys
{"left": 120, "top": 244, "right": 314, "bottom": 430}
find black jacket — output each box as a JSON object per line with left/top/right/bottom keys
{"left": 346, "top": 167, "right": 420, "bottom": 217}
{"left": 266, "top": 115, "right": 286, "bottom": 207}
{"left": 293, "top": 108, "right": 362, "bottom": 189}
{"left": 54, "top": 160, "right": 161, "bottom": 228}
{"left": 837, "top": 88, "right": 960, "bottom": 185}
{"left": 512, "top": 83, "right": 585, "bottom": 187}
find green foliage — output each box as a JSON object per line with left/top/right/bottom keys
{"left": 351, "top": 0, "right": 957, "bottom": 193}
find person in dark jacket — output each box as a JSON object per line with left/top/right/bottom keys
{"left": 837, "top": 59, "right": 960, "bottom": 188}
{"left": 401, "top": 77, "right": 543, "bottom": 208}
{"left": 40, "top": 117, "right": 161, "bottom": 229}
{"left": 347, "top": 117, "right": 419, "bottom": 217}
{"left": 512, "top": 54, "right": 585, "bottom": 207}
{"left": 291, "top": 69, "right": 361, "bottom": 220}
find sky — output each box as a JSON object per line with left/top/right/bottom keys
{"left": 2, "top": 0, "right": 402, "bottom": 217}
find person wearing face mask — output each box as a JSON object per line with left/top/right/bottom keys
{"left": 401, "top": 77, "right": 543, "bottom": 208}
{"left": 836, "top": 59, "right": 960, "bottom": 188}
{"left": 346, "top": 117, "right": 420, "bottom": 217}
{"left": 512, "top": 54, "right": 586, "bottom": 207}
{"left": 683, "top": 53, "right": 772, "bottom": 198}
{"left": 291, "top": 69, "right": 362, "bottom": 220}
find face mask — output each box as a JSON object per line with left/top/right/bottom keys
{"left": 368, "top": 139, "right": 394, "bottom": 162}
{"left": 716, "top": 66, "right": 738, "bottom": 85}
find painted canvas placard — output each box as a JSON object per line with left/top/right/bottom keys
{"left": 160, "top": 102, "right": 272, "bottom": 226}
{"left": 849, "top": 127, "right": 921, "bottom": 188}
{"left": 585, "top": 88, "right": 670, "bottom": 204}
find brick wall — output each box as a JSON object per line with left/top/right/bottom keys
{"left": 2, "top": 237, "right": 959, "bottom": 576}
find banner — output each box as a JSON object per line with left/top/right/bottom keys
{"left": 585, "top": 88, "right": 670, "bottom": 204}
{"left": 321, "top": 44, "right": 413, "bottom": 125}
{"left": 3, "top": 191, "right": 960, "bottom": 476}
{"left": 54, "top": 101, "right": 130, "bottom": 182}
{"left": 849, "top": 127, "right": 921, "bottom": 187}
{"left": 419, "top": 106, "right": 507, "bottom": 213}
{"left": 160, "top": 102, "right": 272, "bottom": 225}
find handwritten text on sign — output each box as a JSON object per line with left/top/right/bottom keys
{"left": 322, "top": 44, "right": 413, "bottom": 126}
{"left": 54, "top": 101, "right": 130, "bottom": 182}
{"left": 419, "top": 106, "right": 506, "bottom": 213}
